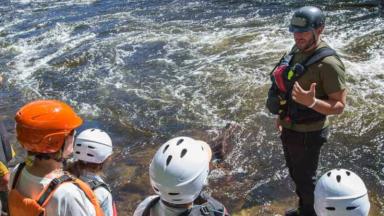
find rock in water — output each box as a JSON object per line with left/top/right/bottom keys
{"left": 210, "top": 122, "right": 241, "bottom": 162}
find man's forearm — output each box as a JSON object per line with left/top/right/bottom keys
{"left": 311, "top": 98, "right": 345, "bottom": 115}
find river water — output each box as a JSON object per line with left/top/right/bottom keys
{"left": 0, "top": 0, "right": 383, "bottom": 215}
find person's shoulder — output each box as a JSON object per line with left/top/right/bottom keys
{"left": 52, "top": 180, "right": 97, "bottom": 203}
{"left": 200, "top": 193, "right": 226, "bottom": 207}
{"left": 133, "top": 195, "right": 159, "bottom": 216}
{"left": 316, "top": 41, "right": 344, "bottom": 66}
{"left": 94, "top": 184, "right": 112, "bottom": 200}
{"left": 321, "top": 55, "right": 344, "bottom": 67}
{"left": 138, "top": 195, "right": 159, "bottom": 207}
{"left": 47, "top": 180, "right": 96, "bottom": 216}
{"left": 53, "top": 181, "right": 85, "bottom": 197}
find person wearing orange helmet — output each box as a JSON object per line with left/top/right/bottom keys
{"left": 8, "top": 100, "right": 104, "bottom": 216}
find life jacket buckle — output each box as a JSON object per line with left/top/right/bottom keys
{"left": 200, "top": 206, "right": 211, "bottom": 215}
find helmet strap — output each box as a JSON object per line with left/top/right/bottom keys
{"left": 301, "top": 30, "right": 319, "bottom": 52}
{"left": 53, "top": 151, "right": 65, "bottom": 162}
{"left": 312, "top": 30, "right": 319, "bottom": 45}
{"left": 162, "top": 199, "right": 193, "bottom": 209}
{"left": 53, "top": 142, "right": 66, "bottom": 162}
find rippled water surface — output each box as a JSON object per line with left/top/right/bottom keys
{"left": 0, "top": 0, "right": 383, "bottom": 215}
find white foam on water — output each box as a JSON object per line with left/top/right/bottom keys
{"left": 11, "top": 0, "right": 97, "bottom": 5}
{"left": 1, "top": 1, "right": 384, "bottom": 204}
{"left": 6, "top": 21, "right": 96, "bottom": 95}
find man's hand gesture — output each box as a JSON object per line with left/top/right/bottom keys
{"left": 292, "top": 81, "right": 317, "bottom": 107}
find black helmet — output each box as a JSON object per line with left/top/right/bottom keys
{"left": 289, "top": 6, "right": 325, "bottom": 32}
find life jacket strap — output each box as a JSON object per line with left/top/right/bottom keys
{"left": 142, "top": 196, "right": 161, "bottom": 216}
{"left": 82, "top": 177, "right": 111, "bottom": 193}
{"left": 302, "top": 47, "right": 336, "bottom": 68}
{"left": 37, "top": 174, "right": 74, "bottom": 206}
{"left": 11, "top": 162, "right": 26, "bottom": 189}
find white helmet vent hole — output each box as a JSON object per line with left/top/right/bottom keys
{"left": 346, "top": 171, "right": 350, "bottom": 176}
{"left": 163, "top": 145, "right": 170, "bottom": 154}
{"left": 88, "top": 146, "right": 95, "bottom": 149}
{"left": 166, "top": 155, "right": 172, "bottom": 166}
{"left": 180, "top": 149, "right": 187, "bottom": 158}
{"left": 153, "top": 187, "right": 159, "bottom": 192}
{"left": 336, "top": 175, "right": 341, "bottom": 183}
{"left": 168, "top": 192, "right": 179, "bottom": 196}
{"left": 87, "top": 153, "right": 94, "bottom": 157}
{"left": 326, "top": 207, "right": 336, "bottom": 211}
{"left": 76, "top": 143, "right": 81, "bottom": 146}
{"left": 91, "top": 129, "right": 95, "bottom": 131}
{"left": 327, "top": 172, "right": 331, "bottom": 177}
{"left": 75, "top": 151, "right": 80, "bottom": 154}
{"left": 346, "top": 206, "right": 357, "bottom": 210}
{"left": 176, "top": 139, "right": 184, "bottom": 145}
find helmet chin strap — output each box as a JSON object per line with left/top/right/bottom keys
{"left": 53, "top": 145, "right": 65, "bottom": 162}
{"left": 54, "top": 137, "right": 72, "bottom": 162}
{"left": 302, "top": 30, "right": 318, "bottom": 51}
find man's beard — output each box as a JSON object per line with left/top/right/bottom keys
{"left": 297, "top": 33, "right": 317, "bottom": 52}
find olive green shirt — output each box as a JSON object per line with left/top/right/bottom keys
{"left": 279, "top": 41, "right": 346, "bottom": 132}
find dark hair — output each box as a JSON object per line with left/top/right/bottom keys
{"left": 28, "top": 151, "right": 64, "bottom": 162}
{"left": 65, "top": 160, "right": 105, "bottom": 177}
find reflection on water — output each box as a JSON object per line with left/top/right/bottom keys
{"left": 0, "top": 0, "right": 383, "bottom": 215}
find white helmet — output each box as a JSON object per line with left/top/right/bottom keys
{"left": 74, "top": 128, "right": 113, "bottom": 164}
{"left": 149, "top": 137, "right": 212, "bottom": 205}
{"left": 314, "top": 169, "right": 370, "bottom": 216}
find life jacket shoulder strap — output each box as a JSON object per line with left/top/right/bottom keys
{"left": 142, "top": 196, "right": 161, "bottom": 216}
{"left": 269, "top": 46, "right": 298, "bottom": 76}
{"left": 82, "top": 177, "right": 111, "bottom": 193}
{"left": 288, "top": 47, "right": 337, "bottom": 84}
{"left": 81, "top": 176, "right": 116, "bottom": 216}
{"left": 37, "top": 174, "right": 74, "bottom": 207}
{"left": 72, "top": 178, "right": 105, "bottom": 216}
{"left": 301, "top": 47, "right": 337, "bottom": 68}
{"left": 195, "top": 193, "right": 228, "bottom": 216}
{"left": 141, "top": 193, "right": 228, "bottom": 216}
{"left": 11, "top": 162, "right": 26, "bottom": 189}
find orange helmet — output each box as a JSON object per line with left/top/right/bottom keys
{"left": 15, "top": 100, "right": 83, "bottom": 153}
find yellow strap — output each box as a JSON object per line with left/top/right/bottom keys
{"left": 0, "top": 161, "right": 9, "bottom": 176}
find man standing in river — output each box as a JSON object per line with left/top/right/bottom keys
{"left": 266, "top": 6, "right": 347, "bottom": 216}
